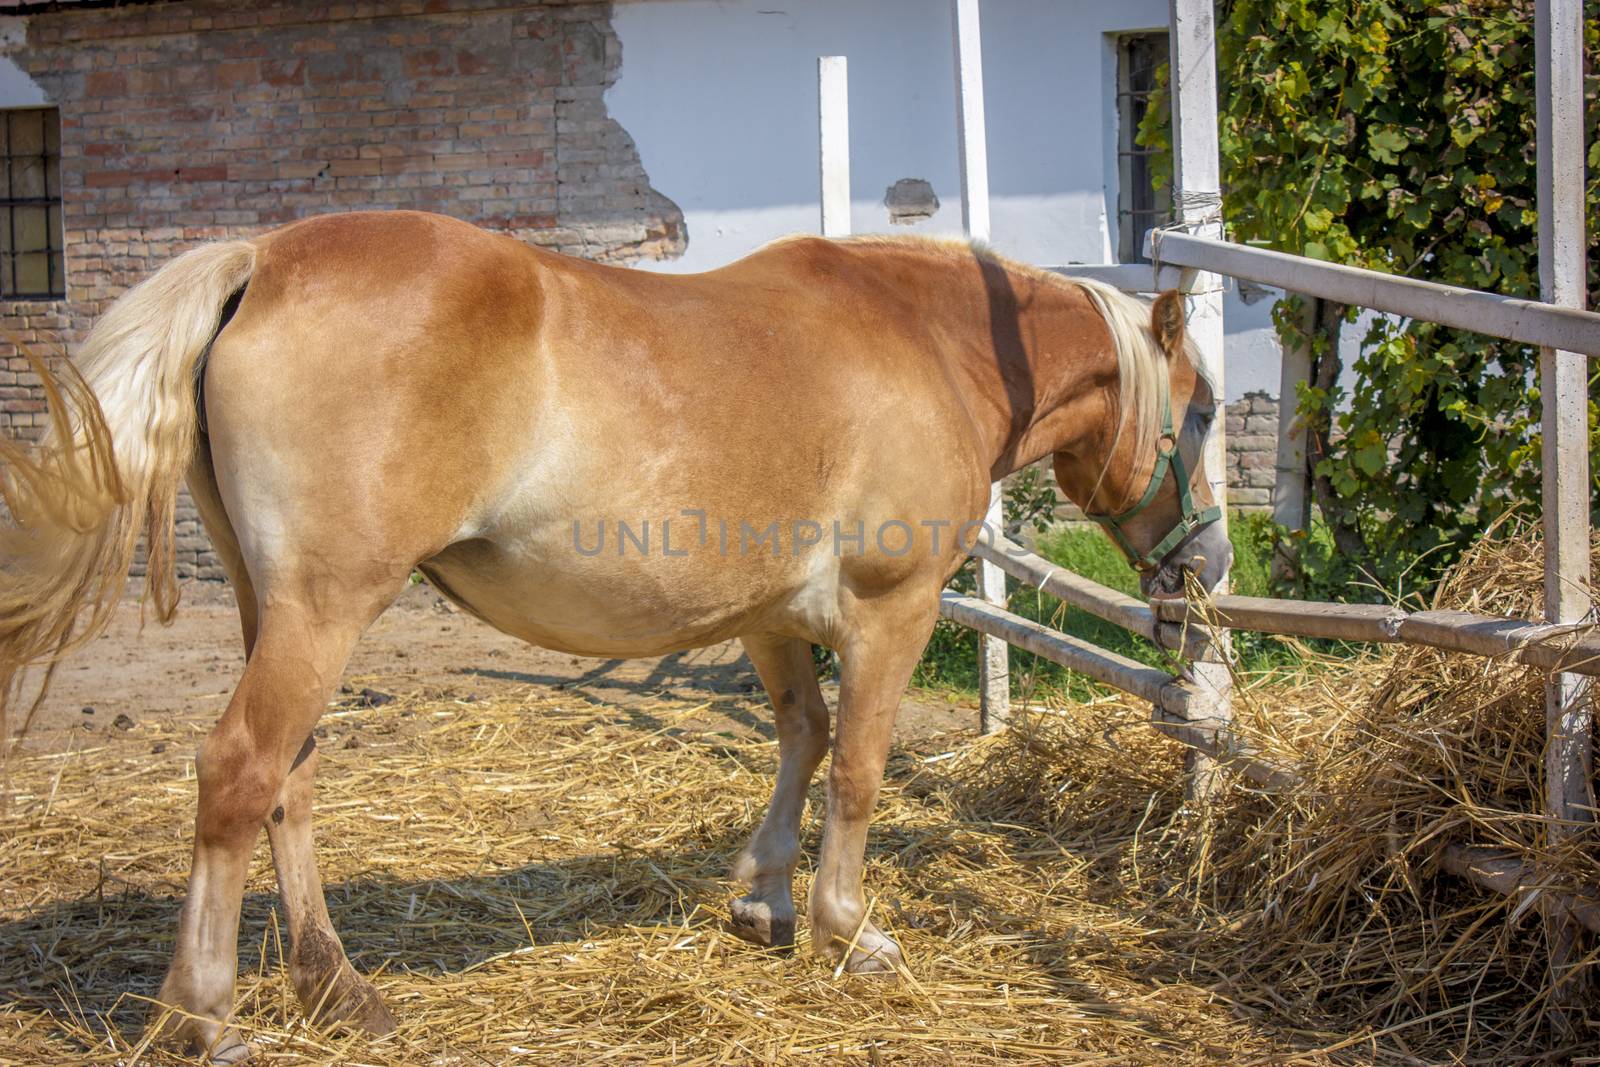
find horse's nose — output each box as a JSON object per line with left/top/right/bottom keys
{"left": 1139, "top": 522, "right": 1232, "bottom": 599}
{"left": 1185, "top": 523, "right": 1233, "bottom": 594}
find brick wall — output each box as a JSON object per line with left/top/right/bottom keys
{"left": 1224, "top": 391, "right": 1281, "bottom": 510}
{"left": 0, "top": 0, "right": 685, "bottom": 579}
{"left": 0, "top": 0, "right": 1290, "bottom": 580}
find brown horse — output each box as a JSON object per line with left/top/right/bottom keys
{"left": 0, "top": 210, "right": 1227, "bottom": 1061}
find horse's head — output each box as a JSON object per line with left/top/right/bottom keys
{"left": 1053, "top": 288, "right": 1230, "bottom": 599}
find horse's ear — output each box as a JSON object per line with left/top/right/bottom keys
{"left": 1150, "top": 290, "right": 1186, "bottom": 359}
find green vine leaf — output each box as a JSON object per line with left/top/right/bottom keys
{"left": 1138, "top": 0, "right": 1600, "bottom": 598}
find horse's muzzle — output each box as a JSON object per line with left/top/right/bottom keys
{"left": 1140, "top": 520, "right": 1232, "bottom": 600}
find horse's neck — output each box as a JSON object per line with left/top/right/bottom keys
{"left": 937, "top": 259, "right": 1117, "bottom": 483}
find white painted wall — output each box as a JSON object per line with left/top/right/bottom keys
{"left": 609, "top": 0, "right": 1311, "bottom": 399}
{"left": 0, "top": 58, "right": 44, "bottom": 107}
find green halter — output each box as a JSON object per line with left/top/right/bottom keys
{"left": 1089, "top": 376, "right": 1222, "bottom": 573}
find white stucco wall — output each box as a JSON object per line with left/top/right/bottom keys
{"left": 609, "top": 0, "right": 1304, "bottom": 400}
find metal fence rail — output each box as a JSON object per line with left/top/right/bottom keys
{"left": 1147, "top": 229, "right": 1600, "bottom": 357}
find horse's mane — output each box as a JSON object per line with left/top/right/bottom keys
{"left": 792, "top": 233, "right": 1185, "bottom": 506}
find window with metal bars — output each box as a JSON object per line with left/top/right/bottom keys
{"left": 1116, "top": 33, "right": 1170, "bottom": 264}
{"left": 1, "top": 107, "right": 65, "bottom": 300}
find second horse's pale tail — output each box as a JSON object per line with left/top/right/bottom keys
{"left": 0, "top": 240, "right": 257, "bottom": 751}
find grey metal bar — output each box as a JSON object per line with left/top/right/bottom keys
{"left": 1147, "top": 229, "right": 1600, "bottom": 358}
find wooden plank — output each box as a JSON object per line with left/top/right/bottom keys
{"left": 974, "top": 537, "right": 1156, "bottom": 639}
{"left": 1149, "top": 595, "right": 1600, "bottom": 675}
{"left": 1401, "top": 610, "right": 1580, "bottom": 665}
{"left": 1164, "top": 595, "right": 1405, "bottom": 644}
{"left": 1167, "top": 0, "right": 1231, "bottom": 803}
{"left": 939, "top": 593, "right": 1184, "bottom": 714}
{"left": 1536, "top": 0, "right": 1594, "bottom": 1015}
{"left": 817, "top": 56, "right": 851, "bottom": 238}
{"left": 1440, "top": 845, "right": 1600, "bottom": 936}
{"left": 1148, "top": 230, "right": 1600, "bottom": 358}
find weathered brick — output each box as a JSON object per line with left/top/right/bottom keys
{"left": 0, "top": 0, "right": 686, "bottom": 578}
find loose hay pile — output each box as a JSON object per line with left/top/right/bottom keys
{"left": 1200, "top": 522, "right": 1600, "bottom": 1059}
{"left": 967, "top": 519, "right": 1600, "bottom": 1061}
{"left": 0, "top": 692, "right": 1310, "bottom": 1065}
{"left": 0, "top": 522, "right": 1594, "bottom": 1063}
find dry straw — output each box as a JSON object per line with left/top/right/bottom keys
{"left": 0, "top": 522, "right": 1595, "bottom": 1063}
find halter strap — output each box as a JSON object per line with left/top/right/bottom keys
{"left": 1088, "top": 372, "right": 1222, "bottom": 573}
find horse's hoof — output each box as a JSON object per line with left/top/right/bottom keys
{"left": 840, "top": 929, "right": 903, "bottom": 976}
{"left": 729, "top": 895, "right": 796, "bottom": 951}
{"left": 304, "top": 967, "right": 397, "bottom": 1036}
{"left": 329, "top": 979, "right": 397, "bottom": 1036}
{"left": 146, "top": 993, "right": 249, "bottom": 1063}
{"left": 207, "top": 1032, "right": 254, "bottom": 1065}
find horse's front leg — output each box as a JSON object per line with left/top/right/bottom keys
{"left": 266, "top": 736, "right": 395, "bottom": 1033}
{"left": 150, "top": 603, "right": 372, "bottom": 1062}
{"left": 730, "top": 634, "right": 832, "bottom": 950}
{"left": 808, "top": 594, "right": 939, "bottom": 974}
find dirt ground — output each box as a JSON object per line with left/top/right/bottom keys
{"left": 19, "top": 578, "right": 976, "bottom": 754}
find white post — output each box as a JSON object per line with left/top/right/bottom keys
{"left": 951, "top": 0, "right": 991, "bottom": 242}
{"left": 1536, "top": 0, "right": 1592, "bottom": 1017}
{"left": 818, "top": 56, "right": 851, "bottom": 238}
{"left": 1167, "top": 0, "right": 1231, "bottom": 799}
{"left": 951, "top": 0, "right": 1007, "bottom": 732}
{"left": 1270, "top": 296, "right": 1314, "bottom": 587}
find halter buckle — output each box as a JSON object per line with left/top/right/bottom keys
{"left": 1087, "top": 372, "right": 1220, "bottom": 573}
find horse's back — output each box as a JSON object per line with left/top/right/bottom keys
{"left": 199, "top": 211, "right": 985, "bottom": 652}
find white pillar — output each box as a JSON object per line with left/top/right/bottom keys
{"left": 951, "top": 0, "right": 991, "bottom": 243}
{"left": 950, "top": 0, "right": 1007, "bottom": 732}
{"left": 1270, "top": 296, "right": 1314, "bottom": 586}
{"left": 1535, "top": 0, "right": 1592, "bottom": 1016}
{"left": 1167, "top": 0, "right": 1231, "bottom": 799}
{"left": 817, "top": 56, "right": 850, "bottom": 238}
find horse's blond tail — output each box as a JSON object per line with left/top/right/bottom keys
{"left": 0, "top": 240, "right": 256, "bottom": 757}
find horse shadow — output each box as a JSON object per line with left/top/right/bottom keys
{"left": 0, "top": 827, "right": 755, "bottom": 1038}
{"left": 459, "top": 648, "right": 781, "bottom": 741}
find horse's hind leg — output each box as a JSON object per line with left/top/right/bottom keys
{"left": 265, "top": 737, "right": 395, "bottom": 1031}
{"left": 185, "top": 452, "right": 393, "bottom": 1036}
{"left": 730, "top": 634, "right": 830, "bottom": 950}
{"left": 150, "top": 585, "right": 398, "bottom": 1061}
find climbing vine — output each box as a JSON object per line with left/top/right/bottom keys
{"left": 1142, "top": 0, "right": 1600, "bottom": 597}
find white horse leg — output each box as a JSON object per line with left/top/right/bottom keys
{"left": 807, "top": 598, "right": 938, "bottom": 974}
{"left": 187, "top": 456, "right": 395, "bottom": 1033}
{"left": 265, "top": 737, "right": 395, "bottom": 1032}
{"left": 730, "top": 635, "right": 831, "bottom": 950}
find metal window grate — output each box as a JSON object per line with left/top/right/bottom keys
{"left": 1116, "top": 33, "right": 1170, "bottom": 264}
{"left": 1, "top": 107, "right": 65, "bottom": 300}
